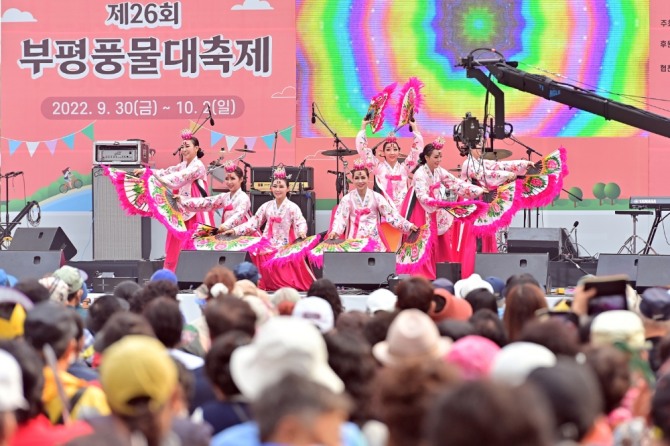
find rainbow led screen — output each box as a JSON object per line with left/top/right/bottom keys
{"left": 297, "top": 0, "right": 649, "bottom": 138}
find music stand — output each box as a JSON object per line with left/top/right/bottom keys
{"left": 616, "top": 210, "right": 656, "bottom": 254}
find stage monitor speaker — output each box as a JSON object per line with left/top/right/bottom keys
{"left": 436, "top": 262, "right": 462, "bottom": 283}
{"left": 596, "top": 254, "right": 640, "bottom": 282}
{"left": 0, "top": 251, "right": 64, "bottom": 280}
{"left": 9, "top": 227, "right": 77, "bottom": 261}
{"left": 92, "top": 166, "right": 151, "bottom": 260}
{"left": 250, "top": 191, "right": 316, "bottom": 236}
{"left": 475, "top": 253, "right": 550, "bottom": 290}
{"left": 322, "top": 252, "right": 396, "bottom": 290}
{"left": 507, "top": 228, "right": 576, "bottom": 260}
{"left": 176, "top": 251, "right": 250, "bottom": 284}
{"left": 635, "top": 256, "right": 670, "bottom": 289}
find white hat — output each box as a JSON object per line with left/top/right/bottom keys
{"left": 366, "top": 289, "right": 397, "bottom": 314}
{"left": 372, "top": 309, "right": 451, "bottom": 366}
{"left": 591, "top": 310, "right": 647, "bottom": 350}
{"left": 0, "top": 349, "right": 28, "bottom": 411}
{"left": 454, "top": 274, "right": 494, "bottom": 299}
{"left": 489, "top": 342, "right": 557, "bottom": 386}
{"left": 230, "top": 317, "right": 344, "bottom": 400}
{"left": 292, "top": 297, "right": 334, "bottom": 333}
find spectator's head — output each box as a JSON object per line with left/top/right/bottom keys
{"left": 395, "top": 276, "right": 434, "bottom": 313}
{"left": 37, "top": 276, "right": 69, "bottom": 305}
{"left": 470, "top": 309, "right": 508, "bottom": 347}
{"left": 204, "top": 296, "right": 256, "bottom": 340}
{"left": 254, "top": 374, "right": 352, "bottom": 446}
{"left": 87, "top": 294, "right": 125, "bottom": 335}
{"left": 292, "top": 297, "right": 334, "bottom": 334}
{"left": 429, "top": 288, "right": 473, "bottom": 322}
{"left": 23, "top": 301, "right": 78, "bottom": 362}
{"left": 113, "top": 280, "right": 142, "bottom": 304}
{"left": 519, "top": 318, "right": 580, "bottom": 357}
{"left": 454, "top": 274, "right": 494, "bottom": 299}
{"left": 52, "top": 266, "right": 86, "bottom": 307}
{"left": 0, "top": 339, "right": 44, "bottom": 425}
{"left": 276, "top": 300, "right": 296, "bottom": 316}
{"left": 639, "top": 287, "right": 670, "bottom": 321}
{"left": 504, "top": 273, "right": 541, "bottom": 297}
{"left": 372, "top": 309, "right": 451, "bottom": 367}
{"left": 100, "top": 336, "right": 178, "bottom": 445}
{"left": 334, "top": 311, "right": 369, "bottom": 338}
{"left": 272, "top": 287, "right": 301, "bottom": 307}
{"left": 503, "top": 283, "right": 547, "bottom": 342}
{"left": 205, "top": 331, "right": 251, "bottom": 400}
{"left": 230, "top": 317, "right": 344, "bottom": 400}
{"left": 583, "top": 346, "right": 631, "bottom": 414}
{"left": 366, "top": 289, "right": 397, "bottom": 315}
{"left": 143, "top": 297, "right": 183, "bottom": 349}
{"left": 0, "top": 348, "right": 27, "bottom": 442}
{"left": 94, "top": 312, "right": 155, "bottom": 353}
{"left": 233, "top": 262, "right": 261, "bottom": 286}
{"left": 307, "top": 279, "right": 343, "bottom": 321}
{"left": 526, "top": 359, "right": 603, "bottom": 443}
{"left": 432, "top": 278, "right": 455, "bottom": 295}
{"left": 0, "top": 288, "right": 32, "bottom": 341}
{"left": 363, "top": 310, "right": 397, "bottom": 347}
{"left": 149, "top": 269, "right": 178, "bottom": 285}
{"left": 427, "top": 380, "right": 553, "bottom": 446}
{"left": 464, "top": 288, "right": 498, "bottom": 314}
{"left": 436, "top": 319, "right": 475, "bottom": 341}
{"left": 652, "top": 372, "right": 670, "bottom": 442}
{"left": 12, "top": 279, "right": 49, "bottom": 304}
{"left": 590, "top": 310, "right": 647, "bottom": 351}
{"left": 490, "top": 342, "right": 557, "bottom": 387}
{"left": 0, "top": 270, "right": 17, "bottom": 288}
{"left": 203, "top": 266, "right": 237, "bottom": 300}
{"left": 324, "top": 331, "right": 376, "bottom": 424}
{"left": 484, "top": 276, "right": 506, "bottom": 298}
{"left": 444, "top": 335, "right": 501, "bottom": 380}
{"left": 130, "top": 280, "right": 179, "bottom": 313}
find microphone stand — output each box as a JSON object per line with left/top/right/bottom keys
{"left": 313, "top": 106, "right": 352, "bottom": 204}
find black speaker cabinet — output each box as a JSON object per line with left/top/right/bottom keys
{"left": 635, "top": 256, "right": 670, "bottom": 289}
{"left": 322, "top": 252, "right": 396, "bottom": 290}
{"left": 436, "top": 262, "right": 462, "bottom": 283}
{"left": 507, "top": 228, "right": 576, "bottom": 260}
{"left": 176, "top": 251, "right": 250, "bottom": 284}
{"left": 9, "top": 227, "right": 77, "bottom": 261}
{"left": 596, "top": 254, "right": 640, "bottom": 282}
{"left": 250, "top": 191, "right": 316, "bottom": 236}
{"left": 0, "top": 251, "right": 65, "bottom": 280}
{"left": 475, "top": 253, "right": 550, "bottom": 290}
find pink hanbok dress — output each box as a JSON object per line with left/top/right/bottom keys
{"left": 180, "top": 188, "right": 252, "bottom": 231}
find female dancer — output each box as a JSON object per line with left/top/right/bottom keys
{"left": 222, "top": 165, "right": 314, "bottom": 291}
{"left": 327, "top": 158, "right": 418, "bottom": 250}
{"left": 356, "top": 119, "right": 422, "bottom": 210}
{"left": 403, "top": 138, "right": 487, "bottom": 279}
{"left": 178, "top": 161, "right": 252, "bottom": 231}
{"left": 135, "top": 131, "right": 214, "bottom": 271}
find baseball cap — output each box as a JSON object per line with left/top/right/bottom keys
{"left": 454, "top": 274, "right": 494, "bottom": 299}
{"left": 0, "top": 269, "right": 17, "bottom": 287}
{"left": 366, "top": 289, "right": 397, "bottom": 314}
{"left": 234, "top": 262, "right": 261, "bottom": 285}
{"left": 52, "top": 266, "right": 86, "bottom": 294}
{"left": 590, "top": 310, "right": 647, "bottom": 350}
{"left": 0, "top": 349, "right": 29, "bottom": 411}
{"left": 430, "top": 288, "right": 473, "bottom": 322}
{"left": 490, "top": 342, "right": 557, "bottom": 386}
{"left": 292, "top": 297, "right": 335, "bottom": 333}
{"left": 640, "top": 288, "right": 670, "bottom": 321}
{"left": 149, "top": 269, "right": 178, "bottom": 285}
{"left": 100, "top": 335, "right": 177, "bottom": 416}
{"left": 432, "top": 278, "right": 455, "bottom": 295}
{"left": 38, "top": 276, "right": 70, "bottom": 304}
{"left": 484, "top": 276, "right": 505, "bottom": 297}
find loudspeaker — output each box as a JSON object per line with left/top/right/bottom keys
{"left": 250, "top": 191, "right": 316, "bottom": 236}
{"left": 475, "top": 253, "right": 550, "bottom": 290}
{"left": 596, "top": 254, "right": 640, "bottom": 282}
{"left": 436, "top": 262, "right": 462, "bottom": 282}
{"left": 507, "top": 228, "right": 576, "bottom": 260}
{"left": 322, "top": 252, "right": 396, "bottom": 290}
{"left": 635, "top": 256, "right": 670, "bottom": 289}
{"left": 92, "top": 166, "right": 151, "bottom": 260}
{"left": 9, "top": 227, "right": 77, "bottom": 261}
{"left": 176, "top": 251, "right": 250, "bottom": 284}
{"left": 0, "top": 251, "right": 64, "bottom": 280}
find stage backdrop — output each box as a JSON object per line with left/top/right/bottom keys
{"left": 1, "top": 0, "right": 669, "bottom": 214}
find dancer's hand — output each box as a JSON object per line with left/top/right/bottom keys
{"left": 362, "top": 119, "right": 371, "bottom": 130}
{"left": 218, "top": 224, "right": 228, "bottom": 232}
{"left": 221, "top": 229, "right": 235, "bottom": 236}
{"left": 527, "top": 160, "right": 536, "bottom": 168}
{"left": 132, "top": 168, "right": 145, "bottom": 177}
{"left": 297, "top": 233, "right": 307, "bottom": 239}
{"left": 327, "top": 232, "right": 339, "bottom": 240}
{"left": 410, "top": 224, "right": 419, "bottom": 232}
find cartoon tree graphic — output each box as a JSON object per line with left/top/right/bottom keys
{"left": 568, "top": 187, "right": 583, "bottom": 208}
{"left": 604, "top": 182, "right": 621, "bottom": 205}
{"left": 593, "top": 182, "right": 606, "bottom": 206}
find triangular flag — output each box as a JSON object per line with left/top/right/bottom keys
{"left": 279, "top": 126, "right": 294, "bottom": 143}
{"left": 225, "top": 135, "right": 239, "bottom": 151}
{"left": 45, "top": 140, "right": 58, "bottom": 155}
{"left": 261, "top": 133, "right": 275, "bottom": 150}
{"left": 62, "top": 134, "right": 75, "bottom": 149}
{"left": 210, "top": 131, "right": 224, "bottom": 147}
{"left": 8, "top": 140, "right": 21, "bottom": 155}
{"left": 81, "top": 123, "right": 95, "bottom": 140}
{"left": 243, "top": 137, "right": 257, "bottom": 151}
{"left": 26, "top": 141, "right": 40, "bottom": 157}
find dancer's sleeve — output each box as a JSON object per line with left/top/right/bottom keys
{"left": 233, "top": 202, "right": 265, "bottom": 236}
{"left": 486, "top": 159, "right": 531, "bottom": 175}
{"left": 220, "top": 194, "right": 251, "bottom": 231}
{"left": 180, "top": 194, "right": 228, "bottom": 212}
{"left": 155, "top": 161, "right": 205, "bottom": 189}
{"left": 330, "top": 197, "right": 350, "bottom": 236}
{"left": 356, "top": 130, "right": 378, "bottom": 170}
{"left": 441, "top": 170, "right": 486, "bottom": 199}
{"left": 377, "top": 193, "right": 413, "bottom": 233}
{"left": 405, "top": 131, "right": 423, "bottom": 172}
{"left": 291, "top": 203, "right": 308, "bottom": 237}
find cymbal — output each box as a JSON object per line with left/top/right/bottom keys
{"left": 481, "top": 149, "right": 513, "bottom": 160}
{"left": 448, "top": 167, "right": 462, "bottom": 173}
{"left": 321, "top": 149, "right": 357, "bottom": 157}
{"left": 236, "top": 148, "right": 256, "bottom": 153}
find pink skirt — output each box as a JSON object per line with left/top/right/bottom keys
{"left": 253, "top": 252, "right": 315, "bottom": 292}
